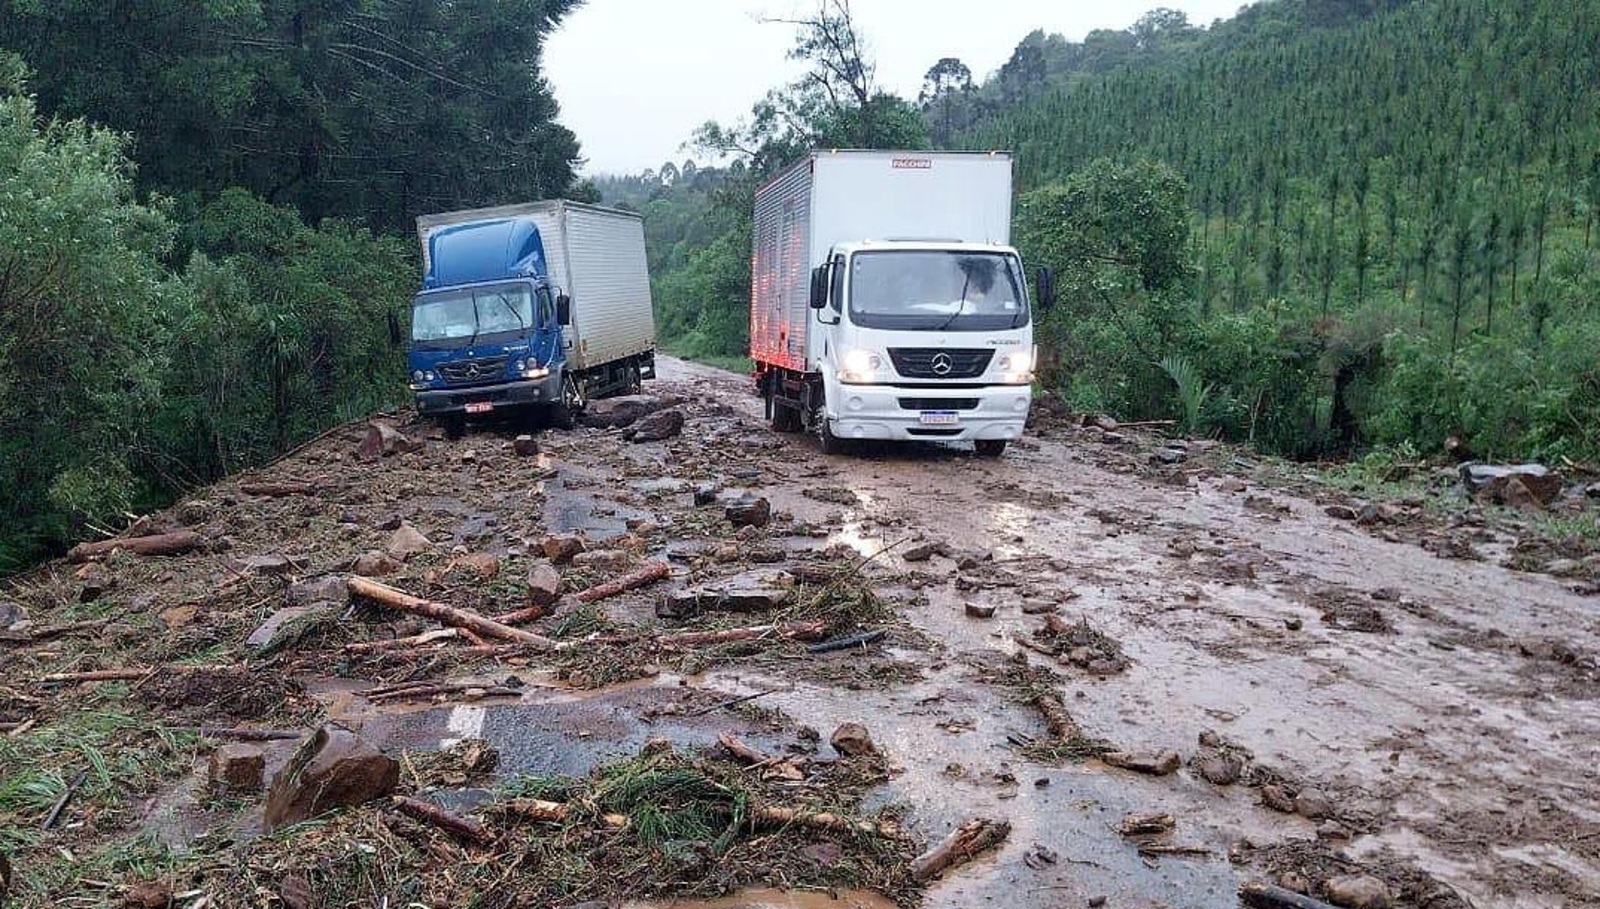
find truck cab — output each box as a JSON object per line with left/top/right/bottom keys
{"left": 404, "top": 217, "right": 583, "bottom": 430}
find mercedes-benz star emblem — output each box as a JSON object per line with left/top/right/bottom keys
{"left": 930, "top": 352, "right": 954, "bottom": 376}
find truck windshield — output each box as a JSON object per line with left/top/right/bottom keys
{"left": 848, "top": 251, "right": 1029, "bottom": 332}
{"left": 412, "top": 284, "right": 534, "bottom": 348}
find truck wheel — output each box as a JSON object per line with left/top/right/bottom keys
{"left": 975, "top": 439, "right": 1007, "bottom": 458}
{"left": 768, "top": 394, "right": 802, "bottom": 433}
{"left": 442, "top": 414, "right": 466, "bottom": 440}
{"left": 628, "top": 363, "right": 643, "bottom": 394}
{"left": 819, "top": 419, "right": 848, "bottom": 455}
{"left": 550, "top": 374, "right": 585, "bottom": 430}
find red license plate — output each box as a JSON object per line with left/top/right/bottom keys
{"left": 464, "top": 402, "right": 493, "bottom": 414}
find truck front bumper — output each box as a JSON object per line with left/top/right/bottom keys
{"left": 415, "top": 373, "right": 562, "bottom": 415}
{"left": 825, "top": 383, "right": 1032, "bottom": 442}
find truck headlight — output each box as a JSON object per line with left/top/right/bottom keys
{"left": 411, "top": 370, "right": 425, "bottom": 383}
{"left": 837, "top": 349, "right": 882, "bottom": 384}
{"left": 999, "top": 347, "right": 1036, "bottom": 384}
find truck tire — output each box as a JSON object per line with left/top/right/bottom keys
{"left": 767, "top": 392, "right": 803, "bottom": 433}
{"left": 550, "top": 373, "right": 585, "bottom": 430}
{"left": 628, "top": 363, "right": 643, "bottom": 394}
{"left": 975, "top": 439, "right": 1007, "bottom": 458}
{"left": 819, "top": 418, "right": 848, "bottom": 455}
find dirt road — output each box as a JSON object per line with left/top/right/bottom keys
{"left": 2, "top": 356, "right": 1595, "bottom": 908}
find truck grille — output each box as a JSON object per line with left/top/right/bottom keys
{"left": 438, "top": 356, "right": 508, "bottom": 385}
{"left": 898, "top": 398, "right": 981, "bottom": 411}
{"left": 887, "top": 348, "right": 993, "bottom": 380}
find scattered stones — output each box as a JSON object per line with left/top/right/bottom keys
{"left": 526, "top": 562, "right": 563, "bottom": 606}
{"left": 385, "top": 522, "right": 433, "bottom": 560}
{"left": 356, "top": 420, "right": 421, "bottom": 460}
{"left": 209, "top": 743, "right": 266, "bottom": 794}
{"left": 724, "top": 497, "right": 771, "bottom": 528}
{"left": 965, "top": 602, "right": 997, "bottom": 619}
{"left": 1322, "top": 873, "right": 1393, "bottom": 909}
{"left": 623, "top": 408, "right": 686, "bottom": 443}
{"left": 512, "top": 434, "right": 540, "bottom": 457}
{"left": 541, "top": 535, "right": 587, "bottom": 564}
{"left": 830, "top": 722, "right": 877, "bottom": 758}
{"left": 263, "top": 726, "right": 400, "bottom": 832}
{"left": 351, "top": 551, "right": 402, "bottom": 577}
{"left": 1102, "top": 750, "right": 1182, "bottom": 776}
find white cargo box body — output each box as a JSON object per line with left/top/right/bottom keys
{"left": 750, "top": 151, "right": 1013, "bottom": 373}
{"left": 417, "top": 201, "right": 655, "bottom": 372}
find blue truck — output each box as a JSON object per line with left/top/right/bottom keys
{"left": 398, "top": 201, "right": 656, "bottom": 432}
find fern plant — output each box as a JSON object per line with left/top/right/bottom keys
{"left": 1158, "top": 354, "right": 1214, "bottom": 434}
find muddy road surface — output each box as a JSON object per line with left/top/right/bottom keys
{"left": 2, "top": 355, "right": 1596, "bottom": 909}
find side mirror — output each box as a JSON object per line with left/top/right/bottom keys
{"left": 556, "top": 293, "right": 572, "bottom": 326}
{"left": 1035, "top": 267, "right": 1056, "bottom": 310}
{"left": 809, "top": 264, "right": 828, "bottom": 310}
{"left": 387, "top": 310, "right": 402, "bottom": 346}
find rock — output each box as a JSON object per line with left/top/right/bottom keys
{"left": 230, "top": 554, "right": 297, "bottom": 576}
{"left": 1322, "top": 873, "right": 1393, "bottom": 909}
{"left": 965, "top": 602, "right": 997, "bottom": 619}
{"left": 693, "top": 484, "right": 721, "bottom": 506}
{"left": 902, "top": 541, "right": 942, "bottom": 562}
{"left": 623, "top": 408, "right": 686, "bottom": 443}
{"left": 725, "top": 497, "right": 771, "bottom": 528}
{"left": 357, "top": 420, "right": 421, "bottom": 460}
{"left": 1102, "top": 750, "right": 1182, "bottom": 776}
{"left": 122, "top": 880, "right": 173, "bottom": 909}
{"left": 1586, "top": 482, "right": 1600, "bottom": 500}
{"left": 385, "top": 522, "right": 433, "bottom": 560}
{"left": 1501, "top": 476, "right": 1543, "bottom": 511}
{"left": 1020, "top": 599, "right": 1059, "bottom": 615}
{"left": 541, "top": 535, "right": 587, "bottom": 564}
{"left": 512, "top": 434, "right": 540, "bottom": 457}
{"left": 571, "top": 549, "right": 633, "bottom": 571}
{"left": 0, "top": 599, "right": 26, "bottom": 629}
{"left": 1151, "top": 447, "right": 1187, "bottom": 465}
{"left": 459, "top": 449, "right": 478, "bottom": 464}
{"left": 527, "top": 562, "right": 563, "bottom": 606}
{"left": 287, "top": 576, "right": 348, "bottom": 606}
{"left": 1294, "top": 787, "right": 1334, "bottom": 820}
{"left": 1277, "top": 872, "right": 1311, "bottom": 894}
{"left": 1090, "top": 414, "right": 1119, "bottom": 431}
{"left": 263, "top": 726, "right": 400, "bottom": 832}
{"left": 1259, "top": 784, "right": 1297, "bottom": 813}
{"left": 246, "top": 606, "right": 333, "bottom": 651}
{"left": 658, "top": 571, "right": 793, "bottom": 617}
{"left": 830, "top": 722, "right": 878, "bottom": 758}
{"left": 1356, "top": 503, "right": 1401, "bottom": 526}
{"left": 1193, "top": 751, "right": 1244, "bottom": 785}
{"left": 800, "top": 842, "right": 845, "bottom": 866}
{"left": 278, "top": 876, "right": 314, "bottom": 909}
{"left": 1317, "top": 820, "right": 1352, "bottom": 840}
{"left": 1285, "top": 616, "right": 1304, "bottom": 631}
{"left": 581, "top": 394, "right": 666, "bottom": 429}
{"left": 78, "top": 563, "right": 110, "bottom": 602}
{"left": 352, "top": 551, "right": 402, "bottom": 577}
{"left": 1325, "top": 505, "right": 1359, "bottom": 521}
{"left": 449, "top": 552, "right": 500, "bottom": 580}
{"left": 209, "top": 743, "right": 266, "bottom": 794}
{"left": 1460, "top": 463, "right": 1563, "bottom": 506}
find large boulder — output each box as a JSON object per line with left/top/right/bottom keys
{"left": 356, "top": 420, "right": 422, "bottom": 460}
{"left": 1460, "top": 464, "right": 1563, "bottom": 506}
{"left": 623, "top": 409, "right": 685, "bottom": 443}
{"left": 263, "top": 726, "right": 399, "bottom": 831}
{"left": 581, "top": 395, "right": 667, "bottom": 429}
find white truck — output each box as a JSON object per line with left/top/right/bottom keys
{"left": 749, "top": 150, "right": 1053, "bottom": 456}
{"left": 405, "top": 201, "right": 655, "bottom": 431}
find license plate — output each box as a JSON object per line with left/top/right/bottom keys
{"left": 464, "top": 402, "right": 493, "bottom": 414}
{"left": 919, "top": 410, "right": 959, "bottom": 425}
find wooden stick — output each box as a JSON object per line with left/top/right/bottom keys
{"left": 499, "top": 798, "right": 627, "bottom": 828}
{"left": 571, "top": 561, "right": 671, "bottom": 604}
{"left": 1118, "top": 813, "right": 1175, "bottom": 836}
{"left": 369, "top": 684, "right": 521, "bottom": 703}
{"left": 491, "top": 604, "right": 554, "bottom": 626}
{"left": 347, "top": 577, "right": 556, "bottom": 650}
{"left": 717, "top": 731, "right": 775, "bottom": 765}
{"left": 343, "top": 628, "right": 462, "bottom": 653}
{"left": 910, "top": 817, "right": 1012, "bottom": 882}
{"left": 67, "top": 531, "right": 202, "bottom": 562}
{"left": 657, "top": 621, "right": 827, "bottom": 647}
{"left": 167, "top": 726, "right": 304, "bottom": 742}
{"left": 390, "top": 795, "right": 494, "bottom": 845}
{"left": 1239, "top": 882, "right": 1342, "bottom": 909}
{"left": 37, "top": 668, "right": 153, "bottom": 684}
{"left": 1136, "top": 842, "right": 1211, "bottom": 858}
{"left": 42, "top": 771, "right": 87, "bottom": 830}
{"left": 751, "top": 805, "right": 903, "bottom": 838}
{"left": 1031, "top": 688, "right": 1081, "bottom": 741}
{"left": 1, "top": 619, "right": 111, "bottom": 645}
{"left": 7, "top": 716, "right": 39, "bottom": 738}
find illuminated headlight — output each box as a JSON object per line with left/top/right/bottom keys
{"left": 837, "top": 349, "right": 883, "bottom": 384}
{"left": 999, "top": 347, "right": 1037, "bottom": 384}
{"left": 523, "top": 367, "right": 550, "bottom": 379}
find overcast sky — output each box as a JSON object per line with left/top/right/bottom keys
{"left": 544, "top": 1, "right": 1246, "bottom": 175}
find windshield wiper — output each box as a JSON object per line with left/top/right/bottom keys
{"left": 933, "top": 273, "right": 972, "bottom": 333}
{"left": 490, "top": 292, "right": 527, "bottom": 334}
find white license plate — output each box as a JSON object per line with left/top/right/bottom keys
{"left": 464, "top": 401, "right": 494, "bottom": 414}
{"left": 919, "top": 410, "right": 959, "bottom": 425}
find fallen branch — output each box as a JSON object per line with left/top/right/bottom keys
{"left": 238, "top": 481, "right": 318, "bottom": 498}
{"left": 1135, "top": 842, "right": 1211, "bottom": 858}
{"left": 656, "top": 621, "right": 827, "bottom": 647}
{"left": 347, "top": 577, "right": 556, "bottom": 650}
{"left": 368, "top": 683, "right": 522, "bottom": 703}
{"left": 806, "top": 628, "right": 886, "bottom": 654}
{"left": 1238, "top": 882, "right": 1342, "bottom": 909}
{"left": 910, "top": 817, "right": 1012, "bottom": 882}
{"left": 751, "top": 805, "right": 903, "bottom": 838}
{"left": 0, "top": 619, "right": 111, "bottom": 646}
{"left": 1118, "top": 813, "right": 1175, "bottom": 836}
{"left": 717, "top": 731, "right": 776, "bottom": 765}
{"left": 67, "top": 531, "right": 202, "bottom": 563}
{"left": 1116, "top": 419, "right": 1177, "bottom": 429}
{"left": 37, "top": 668, "right": 153, "bottom": 684}
{"left": 571, "top": 561, "right": 671, "bottom": 604}
{"left": 343, "top": 628, "right": 461, "bottom": 654}
{"left": 390, "top": 795, "right": 494, "bottom": 845}
{"left": 500, "top": 798, "right": 628, "bottom": 828}
{"left": 167, "top": 726, "right": 304, "bottom": 742}
{"left": 490, "top": 604, "right": 554, "bottom": 626}
{"left": 1030, "top": 688, "right": 1081, "bottom": 741}
{"left": 42, "top": 771, "right": 87, "bottom": 830}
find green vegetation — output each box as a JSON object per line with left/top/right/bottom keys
{"left": 0, "top": 1, "right": 582, "bottom": 572}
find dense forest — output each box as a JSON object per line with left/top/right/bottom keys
{"left": 632, "top": 0, "right": 1600, "bottom": 462}
{"left": 0, "top": 1, "right": 584, "bottom": 572}
{"left": 3, "top": 0, "right": 1598, "bottom": 572}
